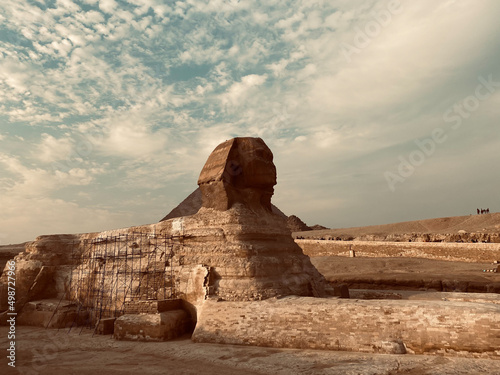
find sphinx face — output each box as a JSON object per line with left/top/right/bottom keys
{"left": 231, "top": 138, "right": 277, "bottom": 191}
{"left": 198, "top": 137, "right": 277, "bottom": 212}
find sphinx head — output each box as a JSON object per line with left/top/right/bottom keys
{"left": 197, "top": 137, "right": 277, "bottom": 211}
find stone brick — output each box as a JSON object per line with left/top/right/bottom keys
{"left": 157, "top": 299, "right": 183, "bottom": 312}
{"left": 332, "top": 284, "right": 349, "bottom": 298}
{"left": 296, "top": 239, "right": 500, "bottom": 263}
{"left": 192, "top": 297, "right": 500, "bottom": 357}
{"left": 96, "top": 318, "right": 115, "bottom": 335}
{"left": 114, "top": 310, "right": 191, "bottom": 341}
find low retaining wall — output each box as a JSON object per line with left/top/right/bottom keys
{"left": 114, "top": 310, "right": 191, "bottom": 341}
{"left": 123, "top": 299, "right": 183, "bottom": 314}
{"left": 296, "top": 240, "right": 500, "bottom": 263}
{"left": 193, "top": 297, "right": 500, "bottom": 358}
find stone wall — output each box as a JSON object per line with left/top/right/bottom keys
{"left": 296, "top": 240, "right": 500, "bottom": 263}
{"left": 192, "top": 297, "right": 500, "bottom": 358}
{"left": 114, "top": 310, "right": 191, "bottom": 341}
{"left": 295, "top": 232, "right": 500, "bottom": 243}
{"left": 123, "top": 299, "right": 184, "bottom": 315}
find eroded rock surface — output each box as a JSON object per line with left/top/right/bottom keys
{"left": 0, "top": 234, "right": 96, "bottom": 312}
{"left": 0, "top": 242, "right": 27, "bottom": 273}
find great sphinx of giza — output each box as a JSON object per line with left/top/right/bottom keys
{"left": 162, "top": 136, "right": 327, "bottom": 303}
{"left": 0, "top": 136, "right": 327, "bottom": 330}
{"left": 182, "top": 137, "right": 327, "bottom": 301}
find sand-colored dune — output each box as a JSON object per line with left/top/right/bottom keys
{"left": 296, "top": 212, "right": 500, "bottom": 238}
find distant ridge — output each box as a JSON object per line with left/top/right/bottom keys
{"left": 296, "top": 212, "right": 500, "bottom": 237}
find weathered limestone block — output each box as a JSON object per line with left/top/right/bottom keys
{"left": 193, "top": 297, "right": 500, "bottom": 357}
{"left": 0, "top": 233, "right": 96, "bottom": 312}
{"left": 0, "top": 260, "right": 42, "bottom": 312}
{"left": 301, "top": 231, "right": 500, "bottom": 244}
{"left": 16, "top": 299, "right": 83, "bottom": 329}
{"left": 174, "top": 265, "right": 209, "bottom": 321}
{"left": 96, "top": 318, "right": 116, "bottom": 335}
{"left": 113, "top": 310, "right": 191, "bottom": 341}
{"left": 0, "top": 263, "right": 56, "bottom": 313}
{"left": 296, "top": 239, "right": 500, "bottom": 263}
{"left": 123, "top": 299, "right": 185, "bottom": 315}
{"left": 0, "top": 243, "right": 27, "bottom": 274}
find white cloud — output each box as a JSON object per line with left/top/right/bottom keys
{"left": 0, "top": 150, "right": 113, "bottom": 243}
{"left": 0, "top": 0, "right": 499, "bottom": 242}
{"left": 99, "top": 112, "right": 170, "bottom": 159}
{"left": 99, "top": 0, "right": 117, "bottom": 14}
{"left": 0, "top": 57, "right": 33, "bottom": 94}
{"left": 0, "top": 195, "right": 131, "bottom": 245}
{"left": 56, "top": 0, "right": 80, "bottom": 13}
{"left": 221, "top": 74, "right": 268, "bottom": 108}
{"left": 0, "top": 154, "right": 97, "bottom": 197}
{"left": 36, "top": 134, "right": 74, "bottom": 163}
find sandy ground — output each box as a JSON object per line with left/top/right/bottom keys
{"left": 311, "top": 256, "right": 500, "bottom": 290}
{"left": 1, "top": 326, "right": 499, "bottom": 375}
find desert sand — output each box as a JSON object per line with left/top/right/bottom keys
{"left": 311, "top": 256, "right": 500, "bottom": 291}
{"left": 2, "top": 326, "right": 500, "bottom": 375}
{"left": 299, "top": 212, "right": 500, "bottom": 238}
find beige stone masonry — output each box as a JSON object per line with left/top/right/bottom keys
{"left": 297, "top": 240, "right": 500, "bottom": 263}
{"left": 193, "top": 297, "right": 500, "bottom": 358}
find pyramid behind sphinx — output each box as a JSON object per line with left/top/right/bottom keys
{"left": 160, "top": 187, "right": 288, "bottom": 222}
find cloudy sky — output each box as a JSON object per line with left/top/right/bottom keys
{"left": 1, "top": 0, "right": 499, "bottom": 244}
